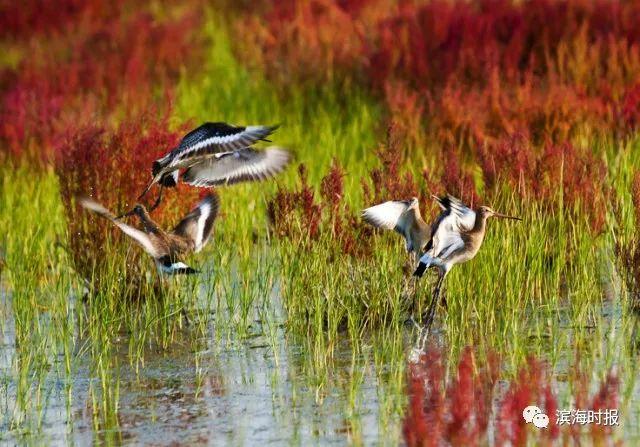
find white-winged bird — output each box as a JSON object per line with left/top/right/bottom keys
{"left": 137, "top": 122, "right": 290, "bottom": 211}
{"left": 413, "top": 194, "right": 521, "bottom": 327}
{"left": 79, "top": 193, "right": 219, "bottom": 275}
{"left": 361, "top": 197, "right": 431, "bottom": 263}
{"left": 362, "top": 197, "right": 436, "bottom": 323}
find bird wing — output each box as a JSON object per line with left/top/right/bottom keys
{"left": 163, "top": 122, "right": 279, "bottom": 169}
{"left": 429, "top": 213, "right": 466, "bottom": 260}
{"left": 427, "top": 195, "right": 474, "bottom": 260}
{"left": 361, "top": 200, "right": 414, "bottom": 235}
{"left": 78, "top": 197, "right": 163, "bottom": 258}
{"left": 181, "top": 147, "right": 291, "bottom": 187}
{"left": 433, "top": 194, "right": 476, "bottom": 232}
{"left": 172, "top": 193, "right": 220, "bottom": 252}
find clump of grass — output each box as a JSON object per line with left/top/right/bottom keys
{"left": 615, "top": 170, "right": 640, "bottom": 311}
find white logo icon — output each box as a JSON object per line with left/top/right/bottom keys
{"left": 532, "top": 413, "right": 549, "bottom": 428}
{"left": 522, "top": 405, "right": 542, "bottom": 423}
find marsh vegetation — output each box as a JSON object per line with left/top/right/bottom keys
{"left": 2, "top": 1, "right": 640, "bottom": 445}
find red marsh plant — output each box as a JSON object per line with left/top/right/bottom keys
{"left": 235, "top": 0, "right": 640, "bottom": 144}
{"left": 403, "top": 346, "right": 500, "bottom": 446}
{"left": 362, "top": 124, "right": 479, "bottom": 208}
{"left": 0, "top": 2, "right": 201, "bottom": 160}
{"left": 267, "top": 163, "right": 323, "bottom": 243}
{"left": 0, "top": 0, "right": 131, "bottom": 40}
{"left": 404, "top": 347, "right": 621, "bottom": 446}
{"left": 1, "top": 1, "right": 205, "bottom": 290}
{"left": 363, "top": 124, "right": 425, "bottom": 206}
{"left": 233, "top": 0, "right": 373, "bottom": 86}
{"left": 231, "top": 0, "right": 639, "bottom": 225}
{"left": 476, "top": 134, "right": 609, "bottom": 233}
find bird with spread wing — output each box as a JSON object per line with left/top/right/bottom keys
{"left": 135, "top": 122, "right": 291, "bottom": 213}
{"left": 79, "top": 192, "right": 219, "bottom": 275}
{"left": 363, "top": 194, "right": 521, "bottom": 327}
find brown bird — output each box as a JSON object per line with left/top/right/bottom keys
{"left": 413, "top": 194, "right": 521, "bottom": 327}
{"left": 361, "top": 197, "right": 431, "bottom": 262}
{"left": 79, "top": 193, "right": 219, "bottom": 275}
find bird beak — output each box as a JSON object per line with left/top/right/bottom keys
{"left": 115, "top": 208, "right": 136, "bottom": 219}
{"left": 493, "top": 212, "right": 522, "bottom": 221}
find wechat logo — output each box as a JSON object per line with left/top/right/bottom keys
{"left": 523, "top": 405, "right": 549, "bottom": 429}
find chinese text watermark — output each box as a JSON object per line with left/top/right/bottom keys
{"left": 523, "top": 405, "right": 620, "bottom": 429}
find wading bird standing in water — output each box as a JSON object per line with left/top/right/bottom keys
{"left": 134, "top": 122, "right": 290, "bottom": 213}
{"left": 414, "top": 195, "right": 521, "bottom": 328}
{"left": 79, "top": 193, "right": 219, "bottom": 275}
{"left": 361, "top": 197, "right": 432, "bottom": 319}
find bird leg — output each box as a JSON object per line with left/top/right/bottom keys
{"left": 147, "top": 184, "right": 164, "bottom": 213}
{"left": 404, "top": 253, "right": 421, "bottom": 326}
{"left": 422, "top": 270, "right": 445, "bottom": 330}
{"left": 439, "top": 287, "right": 448, "bottom": 311}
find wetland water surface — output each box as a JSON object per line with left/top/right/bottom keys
{"left": 2, "top": 277, "right": 639, "bottom": 445}
{"left": 0, "top": 284, "right": 405, "bottom": 445}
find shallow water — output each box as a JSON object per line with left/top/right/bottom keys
{"left": 2, "top": 280, "right": 640, "bottom": 445}
{"left": 0, "top": 285, "right": 403, "bottom": 446}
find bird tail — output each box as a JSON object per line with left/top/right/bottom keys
{"left": 174, "top": 266, "right": 199, "bottom": 275}
{"left": 413, "top": 262, "right": 428, "bottom": 278}
{"left": 413, "top": 254, "right": 434, "bottom": 278}
{"left": 158, "top": 260, "right": 200, "bottom": 275}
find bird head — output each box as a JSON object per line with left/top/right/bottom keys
{"left": 478, "top": 206, "right": 521, "bottom": 221}
{"left": 132, "top": 204, "right": 147, "bottom": 216}
{"left": 409, "top": 197, "right": 419, "bottom": 209}
{"left": 152, "top": 161, "right": 162, "bottom": 177}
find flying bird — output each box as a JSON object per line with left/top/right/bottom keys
{"left": 136, "top": 122, "right": 290, "bottom": 212}
{"left": 361, "top": 197, "right": 431, "bottom": 262}
{"left": 79, "top": 193, "right": 219, "bottom": 275}
{"left": 413, "top": 194, "right": 521, "bottom": 327}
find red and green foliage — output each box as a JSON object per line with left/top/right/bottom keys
{"left": 615, "top": 171, "right": 640, "bottom": 311}
{"left": 404, "top": 346, "right": 619, "bottom": 446}
{"left": 55, "top": 113, "right": 199, "bottom": 280}
{"left": 237, "top": 0, "right": 637, "bottom": 234}
{"left": 239, "top": 0, "right": 640, "bottom": 143}
{"left": 0, "top": 0, "right": 204, "bottom": 279}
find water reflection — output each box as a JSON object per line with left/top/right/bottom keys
{"left": 0, "top": 287, "right": 403, "bottom": 445}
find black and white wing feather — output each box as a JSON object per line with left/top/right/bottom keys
{"left": 161, "top": 122, "right": 279, "bottom": 170}
{"left": 172, "top": 193, "right": 220, "bottom": 252}
{"left": 433, "top": 194, "right": 475, "bottom": 231}
{"left": 427, "top": 194, "right": 475, "bottom": 260}
{"left": 78, "top": 197, "right": 162, "bottom": 258}
{"left": 181, "top": 147, "right": 290, "bottom": 187}
{"left": 361, "top": 200, "right": 414, "bottom": 235}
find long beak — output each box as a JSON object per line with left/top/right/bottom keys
{"left": 115, "top": 208, "right": 136, "bottom": 219}
{"left": 494, "top": 212, "right": 522, "bottom": 221}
